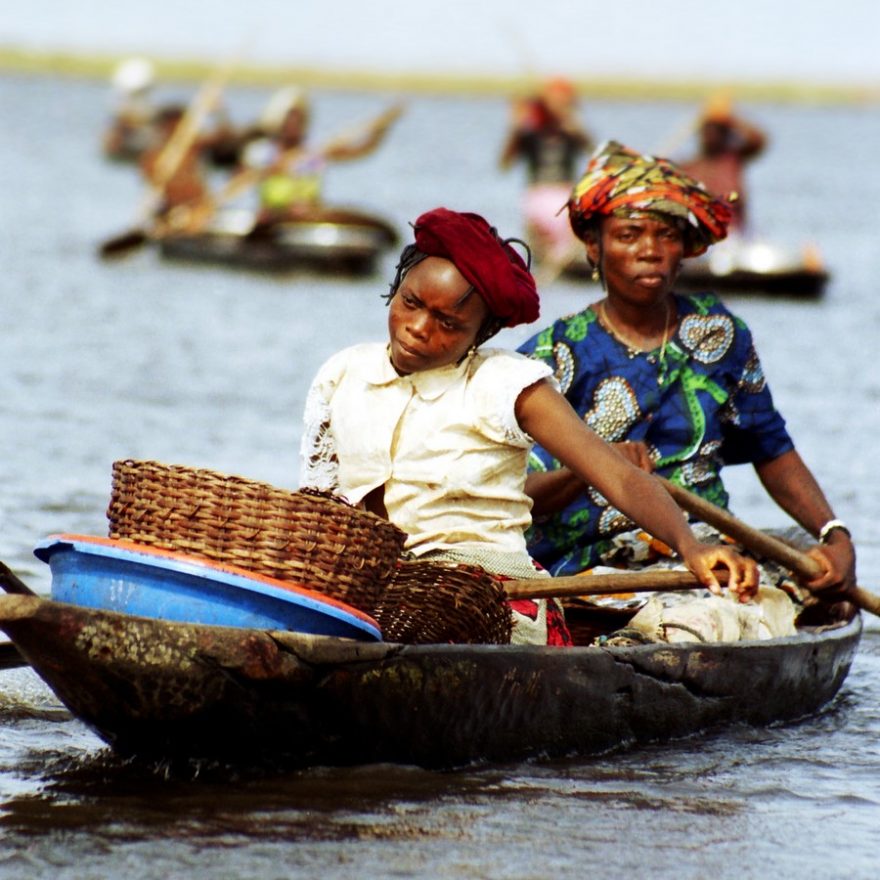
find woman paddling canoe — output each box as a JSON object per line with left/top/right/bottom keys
{"left": 235, "top": 86, "right": 403, "bottom": 231}
{"left": 516, "top": 141, "right": 855, "bottom": 642}
{"left": 299, "top": 207, "right": 757, "bottom": 645}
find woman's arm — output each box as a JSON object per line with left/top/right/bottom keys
{"left": 516, "top": 379, "right": 758, "bottom": 596}
{"left": 322, "top": 104, "right": 404, "bottom": 162}
{"left": 726, "top": 114, "right": 766, "bottom": 159}
{"left": 755, "top": 449, "right": 856, "bottom": 591}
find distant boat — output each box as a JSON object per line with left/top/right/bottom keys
{"left": 157, "top": 205, "right": 400, "bottom": 276}
{"left": 524, "top": 189, "right": 831, "bottom": 299}
{"left": 675, "top": 236, "right": 830, "bottom": 299}
{"left": 560, "top": 235, "right": 829, "bottom": 298}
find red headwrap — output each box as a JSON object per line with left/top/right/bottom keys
{"left": 411, "top": 208, "right": 540, "bottom": 327}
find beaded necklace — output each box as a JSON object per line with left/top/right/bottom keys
{"left": 600, "top": 299, "right": 674, "bottom": 362}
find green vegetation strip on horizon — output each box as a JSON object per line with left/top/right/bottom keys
{"left": 0, "top": 46, "right": 878, "bottom": 105}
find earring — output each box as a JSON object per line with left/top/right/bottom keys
{"left": 590, "top": 265, "right": 600, "bottom": 283}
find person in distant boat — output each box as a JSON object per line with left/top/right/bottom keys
{"left": 517, "top": 141, "right": 855, "bottom": 643}
{"left": 102, "top": 57, "right": 159, "bottom": 161}
{"left": 679, "top": 94, "right": 766, "bottom": 232}
{"left": 138, "top": 105, "right": 215, "bottom": 236}
{"left": 499, "top": 77, "right": 594, "bottom": 266}
{"left": 298, "top": 206, "right": 758, "bottom": 646}
{"left": 103, "top": 58, "right": 239, "bottom": 166}
{"left": 235, "top": 86, "right": 403, "bottom": 230}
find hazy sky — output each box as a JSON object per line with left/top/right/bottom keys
{"left": 3, "top": 0, "right": 879, "bottom": 86}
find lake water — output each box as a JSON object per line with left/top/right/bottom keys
{"left": 0, "top": 72, "right": 879, "bottom": 879}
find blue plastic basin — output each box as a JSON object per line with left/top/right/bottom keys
{"left": 34, "top": 534, "right": 382, "bottom": 641}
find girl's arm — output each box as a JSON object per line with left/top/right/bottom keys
{"left": 516, "top": 379, "right": 758, "bottom": 597}
{"left": 299, "top": 372, "right": 340, "bottom": 492}
{"left": 526, "top": 441, "right": 655, "bottom": 516}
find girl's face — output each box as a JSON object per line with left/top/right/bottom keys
{"left": 388, "top": 256, "right": 490, "bottom": 375}
{"left": 588, "top": 214, "right": 685, "bottom": 306}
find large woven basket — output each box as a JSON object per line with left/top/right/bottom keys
{"left": 370, "top": 560, "right": 513, "bottom": 645}
{"left": 106, "top": 459, "right": 407, "bottom": 612}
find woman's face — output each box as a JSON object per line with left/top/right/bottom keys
{"left": 388, "top": 256, "right": 490, "bottom": 375}
{"left": 279, "top": 108, "right": 308, "bottom": 144}
{"left": 587, "top": 214, "right": 685, "bottom": 305}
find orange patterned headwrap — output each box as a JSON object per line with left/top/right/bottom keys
{"left": 567, "top": 140, "right": 733, "bottom": 257}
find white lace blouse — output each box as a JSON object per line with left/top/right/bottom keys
{"left": 299, "top": 342, "right": 555, "bottom": 557}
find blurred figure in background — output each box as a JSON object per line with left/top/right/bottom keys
{"left": 499, "top": 77, "right": 594, "bottom": 267}
{"left": 138, "top": 105, "right": 215, "bottom": 236}
{"left": 102, "top": 56, "right": 252, "bottom": 169}
{"left": 237, "top": 86, "right": 403, "bottom": 229}
{"left": 679, "top": 93, "right": 767, "bottom": 232}
{"left": 102, "top": 57, "right": 159, "bottom": 161}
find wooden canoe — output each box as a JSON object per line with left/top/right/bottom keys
{"left": 561, "top": 236, "right": 829, "bottom": 299}
{"left": 675, "top": 237, "right": 829, "bottom": 298}
{"left": 157, "top": 205, "right": 399, "bottom": 275}
{"left": 0, "top": 593, "right": 860, "bottom": 770}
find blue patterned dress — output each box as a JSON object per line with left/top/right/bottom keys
{"left": 517, "top": 292, "right": 794, "bottom": 576}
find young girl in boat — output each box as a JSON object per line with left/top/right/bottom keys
{"left": 517, "top": 141, "right": 855, "bottom": 643}
{"left": 298, "top": 206, "right": 757, "bottom": 645}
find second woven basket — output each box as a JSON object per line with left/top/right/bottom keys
{"left": 371, "top": 560, "right": 513, "bottom": 645}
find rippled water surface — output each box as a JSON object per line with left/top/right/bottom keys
{"left": 0, "top": 73, "right": 879, "bottom": 879}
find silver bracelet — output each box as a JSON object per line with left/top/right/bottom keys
{"left": 818, "top": 519, "right": 851, "bottom": 544}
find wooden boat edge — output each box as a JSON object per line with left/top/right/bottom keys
{"left": 157, "top": 205, "right": 400, "bottom": 275}
{"left": 0, "top": 594, "right": 861, "bottom": 769}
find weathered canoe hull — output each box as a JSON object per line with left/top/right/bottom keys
{"left": 0, "top": 594, "right": 860, "bottom": 769}
{"left": 675, "top": 263, "right": 828, "bottom": 298}
{"left": 158, "top": 206, "right": 399, "bottom": 275}
{"left": 676, "top": 237, "right": 829, "bottom": 298}
{"left": 562, "top": 237, "right": 829, "bottom": 299}
{"left": 564, "top": 260, "right": 828, "bottom": 299}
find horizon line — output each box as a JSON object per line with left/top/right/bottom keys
{"left": 2, "top": 45, "right": 878, "bottom": 105}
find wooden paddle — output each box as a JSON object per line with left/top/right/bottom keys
{"left": 504, "top": 567, "right": 727, "bottom": 600}
{"left": 98, "top": 56, "right": 238, "bottom": 259}
{"left": 657, "top": 477, "right": 880, "bottom": 617}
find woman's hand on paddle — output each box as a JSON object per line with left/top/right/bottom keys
{"left": 680, "top": 543, "right": 760, "bottom": 603}
{"left": 755, "top": 450, "right": 858, "bottom": 595}
{"left": 804, "top": 533, "right": 857, "bottom": 595}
